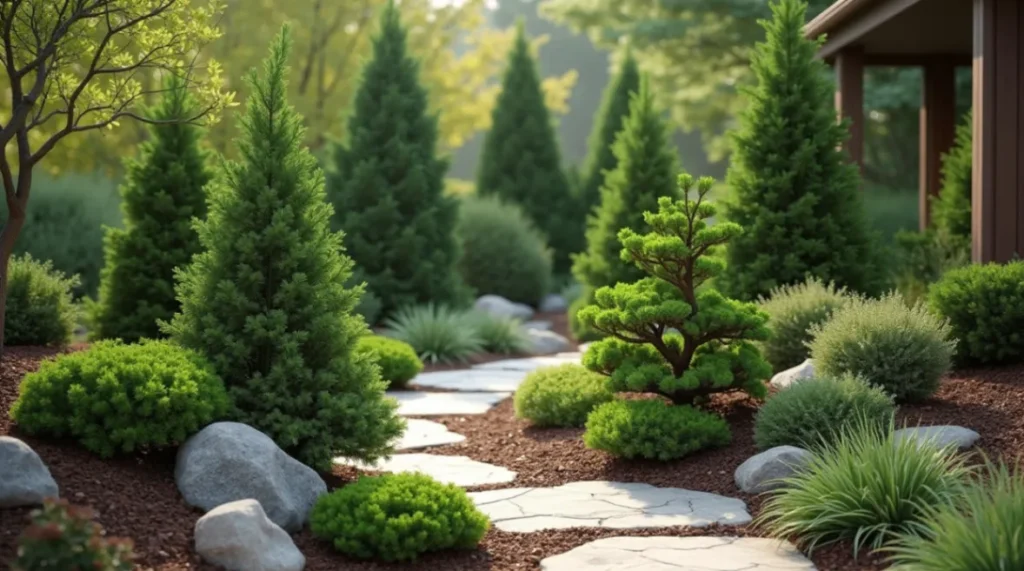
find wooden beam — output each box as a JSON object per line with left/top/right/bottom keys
{"left": 862, "top": 53, "right": 972, "bottom": 67}
{"left": 835, "top": 46, "right": 865, "bottom": 171}
{"left": 818, "top": 0, "right": 928, "bottom": 60}
{"left": 919, "top": 60, "right": 956, "bottom": 230}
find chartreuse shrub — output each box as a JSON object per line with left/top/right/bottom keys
{"left": 456, "top": 195, "right": 552, "bottom": 306}
{"left": 758, "top": 417, "right": 971, "bottom": 556}
{"left": 929, "top": 261, "right": 1024, "bottom": 366}
{"left": 13, "top": 499, "right": 134, "bottom": 571}
{"left": 5, "top": 254, "right": 79, "bottom": 347}
{"left": 10, "top": 340, "right": 230, "bottom": 457}
{"left": 584, "top": 399, "right": 731, "bottom": 460}
{"left": 887, "top": 462, "right": 1024, "bottom": 571}
{"left": 89, "top": 76, "right": 211, "bottom": 343}
{"left": 384, "top": 304, "right": 484, "bottom": 364}
{"left": 164, "top": 29, "right": 403, "bottom": 471}
{"left": 310, "top": 473, "right": 489, "bottom": 562}
{"left": 810, "top": 293, "right": 954, "bottom": 403}
{"left": 514, "top": 364, "right": 613, "bottom": 427}
{"left": 466, "top": 310, "right": 530, "bottom": 355}
{"left": 356, "top": 336, "right": 423, "bottom": 389}
{"left": 753, "top": 374, "right": 895, "bottom": 450}
{"left": 757, "top": 277, "right": 854, "bottom": 372}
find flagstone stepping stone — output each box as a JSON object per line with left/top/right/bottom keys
{"left": 395, "top": 419, "right": 465, "bottom": 450}
{"left": 387, "top": 391, "right": 509, "bottom": 416}
{"left": 469, "top": 481, "right": 751, "bottom": 532}
{"left": 411, "top": 369, "right": 527, "bottom": 392}
{"left": 336, "top": 454, "right": 516, "bottom": 487}
{"left": 540, "top": 536, "right": 815, "bottom": 571}
{"left": 473, "top": 355, "right": 581, "bottom": 372}
{"left": 893, "top": 425, "right": 980, "bottom": 450}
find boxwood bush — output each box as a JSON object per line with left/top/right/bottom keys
{"left": 929, "top": 261, "right": 1024, "bottom": 365}
{"left": 5, "top": 254, "right": 79, "bottom": 347}
{"left": 10, "top": 340, "right": 230, "bottom": 457}
{"left": 310, "top": 473, "right": 489, "bottom": 562}
{"left": 514, "top": 364, "right": 613, "bottom": 427}
{"left": 356, "top": 336, "right": 423, "bottom": 389}
{"left": 754, "top": 374, "right": 895, "bottom": 450}
{"left": 758, "top": 277, "right": 853, "bottom": 372}
{"left": 584, "top": 399, "right": 731, "bottom": 460}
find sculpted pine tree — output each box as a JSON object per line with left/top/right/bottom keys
{"left": 579, "top": 174, "right": 772, "bottom": 405}
{"left": 165, "top": 28, "right": 403, "bottom": 471}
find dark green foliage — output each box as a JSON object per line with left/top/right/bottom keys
{"left": 5, "top": 254, "right": 79, "bottom": 347}
{"left": 164, "top": 28, "right": 403, "bottom": 471}
{"left": 758, "top": 277, "right": 854, "bottom": 372}
{"left": 456, "top": 195, "right": 552, "bottom": 306}
{"left": 356, "top": 336, "right": 423, "bottom": 389}
{"left": 10, "top": 340, "right": 230, "bottom": 457}
{"left": 753, "top": 374, "right": 895, "bottom": 450}
{"left": 584, "top": 399, "right": 731, "bottom": 460}
{"left": 930, "top": 110, "right": 973, "bottom": 248}
{"left": 13, "top": 499, "right": 133, "bottom": 571}
{"left": 514, "top": 363, "right": 614, "bottom": 427}
{"left": 310, "top": 473, "right": 489, "bottom": 562}
{"left": 476, "top": 23, "right": 580, "bottom": 273}
{"left": 384, "top": 304, "right": 484, "bottom": 364}
{"left": 89, "top": 78, "right": 211, "bottom": 343}
{"left": 929, "top": 261, "right": 1024, "bottom": 365}
{"left": 328, "top": 2, "right": 465, "bottom": 317}
{"left": 579, "top": 175, "right": 772, "bottom": 405}
{"left": 719, "top": 0, "right": 882, "bottom": 301}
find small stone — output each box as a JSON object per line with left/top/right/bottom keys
{"left": 770, "top": 359, "right": 815, "bottom": 388}
{"left": 893, "top": 425, "right": 981, "bottom": 450}
{"left": 734, "top": 446, "right": 813, "bottom": 493}
{"left": 524, "top": 329, "right": 573, "bottom": 355}
{"left": 539, "top": 294, "right": 569, "bottom": 313}
{"left": 0, "top": 437, "right": 58, "bottom": 508}
{"left": 474, "top": 294, "right": 534, "bottom": 320}
{"left": 194, "top": 499, "right": 305, "bottom": 571}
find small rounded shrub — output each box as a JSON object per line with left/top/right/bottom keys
{"left": 310, "top": 473, "right": 489, "bottom": 562}
{"left": 384, "top": 304, "right": 484, "bottom": 364}
{"left": 929, "top": 261, "right": 1024, "bottom": 365}
{"left": 810, "top": 293, "right": 954, "bottom": 403}
{"left": 757, "top": 418, "right": 970, "bottom": 555}
{"left": 584, "top": 399, "right": 731, "bottom": 460}
{"left": 758, "top": 277, "right": 853, "bottom": 371}
{"left": 754, "top": 374, "right": 895, "bottom": 450}
{"left": 514, "top": 364, "right": 613, "bottom": 427}
{"left": 10, "top": 340, "right": 230, "bottom": 457}
{"left": 13, "top": 498, "right": 134, "bottom": 571}
{"left": 5, "top": 254, "right": 79, "bottom": 347}
{"left": 356, "top": 335, "right": 423, "bottom": 389}
{"left": 456, "top": 195, "right": 553, "bottom": 306}
{"left": 467, "top": 310, "right": 530, "bottom": 355}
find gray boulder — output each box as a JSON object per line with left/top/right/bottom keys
{"left": 522, "top": 320, "right": 553, "bottom": 331}
{"left": 539, "top": 294, "right": 568, "bottom": 313}
{"left": 474, "top": 295, "right": 533, "bottom": 320}
{"left": 0, "top": 436, "right": 58, "bottom": 508}
{"left": 195, "top": 499, "right": 305, "bottom": 571}
{"left": 734, "top": 446, "right": 812, "bottom": 493}
{"left": 525, "top": 329, "right": 572, "bottom": 355}
{"left": 176, "top": 422, "right": 326, "bottom": 531}
{"left": 893, "top": 425, "right": 980, "bottom": 451}
{"left": 770, "top": 359, "right": 815, "bottom": 389}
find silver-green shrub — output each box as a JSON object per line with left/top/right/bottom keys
{"left": 758, "top": 277, "right": 853, "bottom": 371}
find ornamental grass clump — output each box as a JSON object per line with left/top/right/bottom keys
{"left": 514, "top": 364, "right": 614, "bottom": 427}
{"left": 758, "top": 277, "right": 854, "bottom": 372}
{"left": 384, "top": 304, "right": 484, "bottom": 364}
{"left": 466, "top": 310, "right": 530, "bottom": 355}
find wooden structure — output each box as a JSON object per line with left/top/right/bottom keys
{"left": 806, "top": 0, "right": 1023, "bottom": 262}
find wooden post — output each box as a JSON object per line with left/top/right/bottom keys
{"left": 919, "top": 61, "right": 956, "bottom": 230}
{"left": 834, "top": 46, "right": 865, "bottom": 172}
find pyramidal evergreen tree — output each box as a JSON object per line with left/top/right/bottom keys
{"left": 89, "top": 76, "right": 211, "bottom": 343}
{"left": 328, "top": 1, "right": 465, "bottom": 316}
{"left": 571, "top": 78, "right": 679, "bottom": 339}
{"left": 165, "top": 27, "right": 403, "bottom": 470}
{"left": 719, "top": 0, "right": 882, "bottom": 301}
{"left": 930, "top": 110, "right": 972, "bottom": 247}
{"left": 477, "top": 21, "right": 580, "bottom": 273}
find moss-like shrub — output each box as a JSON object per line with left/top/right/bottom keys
{"left": 754, "top": 374, "right": 895, "bottom": 450}
{"left": 10, "top": 340, "right": 230, "bottom": 457}
{"left": 5, "top": 254, "right": 79, "bottom": 347}
{"left": 356, "top": 336, "right": 423, "bottom": 389}
{"left": 467, "top": 310, "right": 530, "bottom": 355}
{"left": 758, "top": 277, "right": 853, "bottom": 372}
{"left": 456, "top": 195, "right": 552, "bottom": 306}
{"left": 310, "top": 473, "right": 489, "bottom": 562}
{"left": 384, "top": 304, "right": 484, "bottom": 364}
{"left": 810, "top": 293, "right": 954, "bottom": 403}
{"left": 514, "top": 364, "right": 613, "bottom": 427}
{"left": 584, "top": 399, "right": 731, "bottom": 460}
{"left": 13, "top": 499, "right": 134, "bottom": 571}
{"left": 929, "top": 261, "right": 1024, "bottom": 366}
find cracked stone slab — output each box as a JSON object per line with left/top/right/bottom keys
{"left": 394, "top": 419, "right": 465, "bottom": 450}
{"left": 469, "top": 481, "right": 751, "bottom": 532}
{"left": 410, "top": 369, "right": 527, "bottom": 392}
{"left": 540, "top": 536, "right": 815, "bottom": 570}
{"left": 472, "top": 355, "right": 582, "bottom": 372}
{"left": 336, "top": 454, "right": 516, "bottom": 487}
{"left": 387, "top": 391, "right": 509, "bottom": 416}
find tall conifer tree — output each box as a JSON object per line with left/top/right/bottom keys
{"left": 166, "top": 28, "right": 402, "bottom": 470}
{"left": 930, "top": 110, "right": 972, "bottom": 247}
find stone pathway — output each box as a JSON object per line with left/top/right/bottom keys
{"left": 387, "top": 391, "right": 509, "bottom": 416}
{"left": 540, "top": 537, "right": 815, "bottom": 570}
{"left": 473, "top": 355, "right": 582, "bottom": 372}
{"left": 469, "top": 481, "right": 751, "bottom": 532}
{"left": 411, "top": 369, "right": 528, "bottom": 392}
{"left": 336, "top": 453, "right": 516, "bottom": 487}
{"left": 395, "top": 419, "right": 465, "bottom": 450}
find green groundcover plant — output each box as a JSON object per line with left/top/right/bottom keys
{"left": 4, "top": 254, "right": 79, "bottom": 347}
{"left": 757, "top": 277, "right": 853, "bottom": 372}
{"left": 514, "top": 364, "right": 614, "bottom": 427}
{"left": 584, "top": 399, "right": 731, "bottom": 460}
{"left": 355, "top": 336, "right": 423, "bottom": 389}
{"left": 13, "top": 499, "right": 134, "bottom": 571}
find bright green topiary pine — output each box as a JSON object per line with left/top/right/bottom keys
{"left": 931, "top": 110, "right": 972, "bottom": 248}
{"left": 579, "top": 173, "right": 772, "bottom": 405}
{"left": 164, "top": 27, "right": 403, "bottom": 471}
{"left": 476, "top": 21, "right": 580, "bottom": 273}
{"left": 719, "top": 0, "right": 882, "bottom": 302}
{"left": 571, "top": 78, "right": 678, "bottom": 341}
{"left": 328, "top": 1, "right": 466, "bottom": 317}
{"left": 89, "top": 77, "right": 211, "bottom": 343}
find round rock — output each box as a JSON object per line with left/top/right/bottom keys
{"left": 524, "top": 329, "right": 573, "bottom": 355}
{"left": 770, "top": 359, "right": 815, "bottom": 388}
{"left": 893, "top": 425, "right": 981, "bottom": 450}
{"left": 0, "top": 436, "right": 58, "bottom": 507}
{"left": 474, "top": 294, "right": 534, "bottom": 320}
{"left": 734, "top": 446, "right": 813, "bottom": 493}
{"left": 540, "top": 536, "right": 815, "bottom": 570}
{"left": 194, "top": 499, "right": 305, "bottom": 571}
{"left": 539, "top": 294, "right": 569, "bottom": 313}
